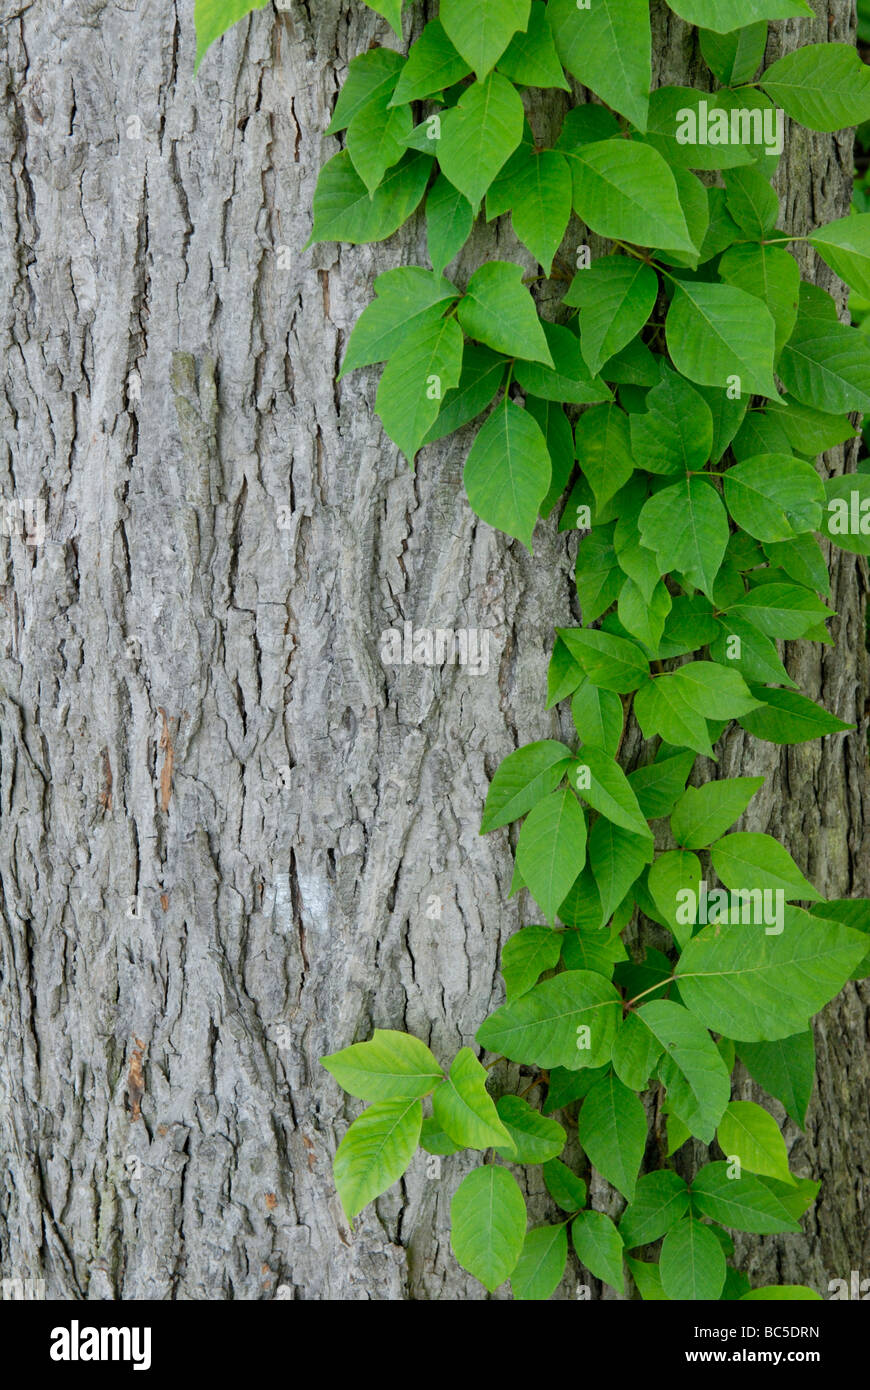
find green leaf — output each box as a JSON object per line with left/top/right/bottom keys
{"left": 629, "top": 751, "right": 696, "bottom": 821}
{"left": 660, "top": 1219, "right": 726, "bottom": 1302}
{"left": 672, "top": 778, "right": 764, "bottom": 851}
{"left": 531, "top": 398, "right": 575, "bottom": 517}
{"left": 710, "top": 831, "right": 821, "bottom": 902}
{"left": 642, "top": 86, "right": 772, "bottom": 172}
{"left": 517, "top": 787, "right": 588, "bottom": 924}
{"left": 459, "top": 261, "right": 553, "bottom": 365}
{"left": 675, "top": 907, "right": 867, "bottom": 1040}
{"left": 572, "top": 1210, "right": 625, "bottom": 1294}
{"left": 779, "top": 294, "right": 870, "bottom": 414}
{"left": 567, "top": 257, "right": 659, "bottom": 379}
{"left": 569, "top": 141, "right": 695, "bottom": 255}
{"left": 738, "top": 687, "right": 853, "bottom": 744}
{"left": 574, "top": 405, "right": 636, "bottom": 510}
{"left": 717, "top": 1101, "right": 793, "bottom": 1184}
{"left": 346, "top": 95, "right": 413, "bottom": 195}
{"left": 326, "top": 48, "right": 404, "bottom": 135}
{"left": 193, "top": 0, "right": 270, "bottom": 70}
{"left": 823, "top": 473, "right": 870, "bottom": 557}
{"left": 451, "top": 1166, "right": 527, "bottom": 1291}
{"left": 549, "top": 0, "right": 651, "bottom": 131}
{"left": 619, "top": 577, "right": 672, "bottom": 652}
{"left": 690, "top": 1162, "right": 801, "bottom": 1233}
{"left": 502, "top": 152, "right": 573, "bottom": 275}
{"left": 391, "top": 20, "right": 471, "bottom": 105}
{"left": 547, "top": 637, "right": 585, "bottom": 708}
{"left": 667, "top": 0, "right": 810, "bottom": 31}
{"left": 441, "top": 0, "right": 531, "bottom": 78}
{"left": 514, "top": 322, "right": 611, "bottom": 403}
{"left": 588, "top": 822, "right": 653, "bottom": 924}
{"left": 648, "top": 850, "right": 702, "bottom": 948}
{"left": 742, "top": 1285, "right": 822, "bottom": 1301}
{"left": 334, "top": 1098, "right": 422, "bottom": 1220}
{"left": 577, "top": 1072, "right": 646, "bottom": 1203}
{"left": 502, "top": 926, "right": 563, "bottom": 1001}
{"left": 574, "top": 527, "right": 624, "bottom": 623}
{"left": 477, "top": 970, "right": 622, "bottom": 1070}
{"left": 724, "top": 454, "right": 823, "bottom": 543}
{"left": 557, "top": 629, "right": 650, "bottom": 694}
{"left": 638, "top": 477, "right": 729, "bottom": 601}
{"left": 433, "top": 1048, "right": 516, "bottom": 1151}
{"left": 626, "top": 1256, "right": 669, "bottom": 1301}
{"left": 736, "top": 1031, "right": 815, "bottom": 1127}
{"left": 438, "top": 74, "right": 525, "bottom": 207}
{"left": 376, "top": 314, "right": 464, "bottom": 462}
{"left": 361, "top": 0, "right": 406, "bottom": 38}
{"left": 544, "top": 1064, "right": 608, "bottom": 1112}
{"left": 423, "top": 343, "right": 506, "bottom": 444}
{"left": 426, "top": 176, "right": 474, "bottom": 277}
{"left": 570, "top": 746, "right": 650, "bottom": 839}
{"left": 341, "top": 268, "right": 458, "bottom": 378}
{"left": 611, "top": 1012, "right": 664, "bottom": 1092}
{"left": 810, "top": 213, "right": 870, "bottom": 301}
{"left": 666, "top": 280, "right": 778, "bottom": 398}
{"left": 629, "top": 366, "right": 714, "bottom": 475}
{"left": 497, "top": 2, "right": 569, "bottom": 90}
{"left": 571, "top": 681, "right": 624, "bottom": 758}
{"left": 420, "top": 1115, "right": 463, "bottom": 1155}
{"left": 322, "top": 1030, "right": 442, "bottom": 1102}
{"left": 511, "top": 1224, "right": 569, "bottom": 1301}
{"left": 619, "top": 1171, "right": 691, "bottom": 1249}
{"left": 760, "top": 43, "right": 870, "bottom": 133}
{"left": 543, "top": 1158, "right": 587, "bottom": 1212}
{"left": 495, "top": 1096, "right": 567, "bottom": 1162}
{"left": 700, "top": 22, "right": 768, "bottom": 85}
{"left": 464, "top": 398, "right": 552, "bottom": 550}
{"left": 481, "top": 740, "right": 575, "bottom": 834}
{"left": 766, "top": 395, "right": 857, "bottom": 454}
{"left": 719, "top": 244, "right": 800, "bottom": 356}
{"left": 641, "top": 999, "right": 732, "bottom": 1143}
{"left": 723, "top": 166, "right": 779, "bottom": 238}
{"left": 309, "top": 149, "right": 430, "bottom": 247}
{"left": 725, "top": 583, "right": 833, "bottom": 639}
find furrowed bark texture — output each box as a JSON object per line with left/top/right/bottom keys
{"left": 0, "top": 0, "right": 866, "bottom": 1300}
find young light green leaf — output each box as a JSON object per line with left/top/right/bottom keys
{"left": 638, "top": 477, "right": 729, "bottom": 601}
{"left": 690, "top": 1162, "right": 801, "bottom": 1233}
{"left": 760, "top": 43, "right": 870, "bottom": 133}
{"left": 666, "top": 280, "right": 778, "bottom": 398}
{"left": 725, "top": 583, "right": 833, "bottom": 639}
{"left": 433, "top": 1047, "right": 516, "bottom": 1151}
{"left": 361, "top": 0, "right": 406, "bottom": 38}
{"left": 376, "top": 314, "right": 464, "bottom": 462}
{"left": 543, "top": 1158, "right": 587, "bottom": 1212}
{"left": 741, "top": 1285, "right": 822, "bottom": 1300}
{"left": 723, "top": 166, "right": 779, "bottom": 239}
{"left": 476, "top": 970, "right": 622, "bottom": 1070}
{"left": 494, "top": 1096, "right": 567, "bottom": 1163}
{"left": 779, "top": 299, "right": 870, "bottom": 414}
{"left": 567, "top": 257, "right": 659, "bottom": 379}
{"left": 660, "top": 1219, "right": 726, "bottom": 1302}
{"left": 440, "top": 0, "right": 531, "bottom": 78}
{"left": 346, "top": 94, "right": 412, "bottom": 194}
{"left": 420, "top": 1115, "right": 463, "bottom": 1156}
{"left": 556, "top": 629, "right": 650, "bottom": 694}
{"left": 391, "top": 20, "right": 471, "bottom": 105}
{"left": 577, "top": 1072, "right": 647, "bottom": 1203}
{"left": 571, "top": 681, "right": 624, "bottom": 758}
{"left": 464, "top": 397, "right": 552, "bottom": 550}
{"left": 626, "top": 1256, "right": 670, "bottom": 1301}
{"left": 451, "top": 1166, "right": 527, "bottom": 1291}
{"left": 667, "top": 0, "right": 810, "bottom": 31}
{"left": 511, "top": 1224, "right": 569, "bottom": 1301}
{"left": 634, "top": 677, "right": 714, "bottom": 759}
{"left": 619, "top": 1171, "right": 691, "bottom": 1250}
{"left": 572, "top": 1210, "right": 625, "bottom": 1294}
{"left": 481, "top": 740, "right": 575, "bottom": 834}
{"left": 549, "top": 0, "right": 650, "bottom": 129}
{"left": 334, "top": 1098, "right": 422, "bottom": 1220}
{"left": 737, "top": 1031, "right": 815, "bottom": 1128}
{"left": 711, "top": 831, "right": 821, "bottom": 901}
{"left": 309, "top": 149, "right": 431, "bottom": 246}
{"left": 458, "top": 261, "right": 553, "bottom": 365}
{"left": 717, "top": 1101, "right": 794, "bottom": 1184}
{"left": 497, "top": 2, "right": 569, "bottom": 90}
{"left": 671, "top": 777, "right": 765, "bottom": 851}
{"left": 193, "top": 0, "right": 269, "bottom": 69}
{"left": 501, "top": 926, "right": 563, "bottom": 1001}
{"left": 676, "top": 907, "right": 867, "bottom": 1040}
{"left": 322, "top": 1030, "right": 442, "bottom": 1102}
{"left": 326, "top": 48, "right": 404, "bottom": 135}
{"left": 438, "top": 73, "right": 525, "bottom": 207}
{"left": 516, "top": 786, "right": 588, "bottom": 924}
{"left": 569, "top": 141, "right": 695, "bottom": 254}
{"left": 641, "top": 999, "right": 732, "bottom": 1143}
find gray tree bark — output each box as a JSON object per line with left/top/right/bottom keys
{"left": 0, "top": 0, "right": 866, "bottom": 1301}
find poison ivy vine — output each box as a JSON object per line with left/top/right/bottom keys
{"left": 198, "top": 0, "right": 870, "bottom": 1301}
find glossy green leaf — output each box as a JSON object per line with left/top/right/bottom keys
{"left": 392, "top": 20, "right": 471, "bottom": 105}
{"left": 667, "top": 0, "right": 810, "bottom": 31}
{"left": 739, "top": 687, "right": 853, "bottom": 744}
{"left": 433, "top": 1047, "right": 516, "bottom": 1151}
{"left": 309, "top": 149, "right": 431, "bottom": 246}
{"left": 671, "top": 778, "right": 764, "bottom": 851}
{"left": 737, "top": 1031, "right": 814, "bottom": 1127}
{"left": 426, "top": 176, "right": 474, "bottom": 276}
{"left": 549, "top": 0, "right": 650, "bottom": 129}
{"left": 557, "top": 628, "right": 650, "bottom": 694}
{"left": 322, "top": 1029, "right": 442, "bottom": 1101}
{"left": 577, "top": 1072, "right": 647, "bottom": 1203}
{"left": 717, "top": 1101, "right": 794, "bottom": 1184}
{"left": 194, "top": 0, "right": 270, "bottom": 69}
{"left": 498, "top": 2, "right": 569, "bottom": 90}
{"left": 710, "top": 831, "right": 821, "bottom": 901}
{"left": 459, "top": 261, "right": 553, "bottom": 365}
{"left": 543, "top": 1158, "right": 587, "bottom": 1212}
{"left": 376, "top": 313, "right": 464, "bottom": 462}
{"left": 481, "top": 740, "right": 574, "bottom": 833}
{"left": 630, "top": 365, "right": 713, "bottom": 475}
{"left": 501, "top": 926, "right": 563, "bottom": 1001}
{"left": 571, "top": 681, "right": 624, "bottom": 758}
{"left": 569, "top": 746, "right": 650, "bottom": 839}
{"left": 699, "top": 22, "right": 768, "bottom": 85}
{"left": 691, "top": 1162, "right": 801, "bottom": 1233}
{"left": 567, "top": 258, "right": 659, "bottom": 379}
{"left": 334, "top": 1098, "right": 422, "bottom": 1219}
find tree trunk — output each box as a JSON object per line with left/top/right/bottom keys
{"left": 0, "top": 0, "right": 866, "bottom": 1301}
